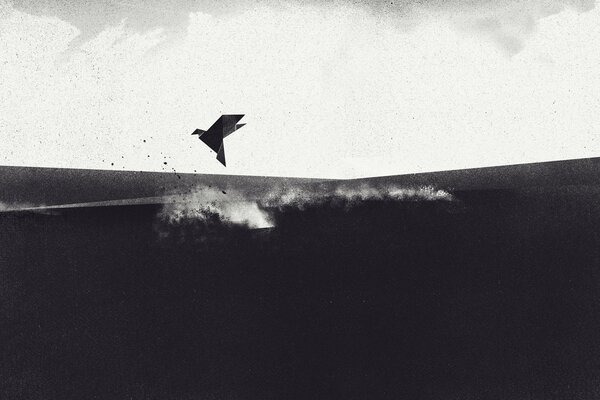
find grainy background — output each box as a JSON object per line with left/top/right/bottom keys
{"left": 1, "top": 0, "right": 600, "bottom": 177}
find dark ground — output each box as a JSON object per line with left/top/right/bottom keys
{"left": 2, "top": 185, "right": 600, "bottom": 399}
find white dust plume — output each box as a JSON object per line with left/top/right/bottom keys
{"left": 157, "top": 187, "right": 274, "bottom": 229}
{"left": 157, "top": 184, "right": 454, "bottom": 231}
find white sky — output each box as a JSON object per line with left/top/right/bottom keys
{"left": 1, "top": 1, "right": 600, "bottom": 178}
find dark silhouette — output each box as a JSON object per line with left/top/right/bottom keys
{"left": 192, "top": 115, "right": 246, "bottom": 166}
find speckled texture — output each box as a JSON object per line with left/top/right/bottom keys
{"left": 1, "top": 0, "right": 600, "bottom": 177}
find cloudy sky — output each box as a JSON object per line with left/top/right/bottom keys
{"left": 1, "top": 0, "right": 599, "bottom": 178}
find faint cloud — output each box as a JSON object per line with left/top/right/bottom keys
{"left": 7, "top": 0, "right": 597, "bottom": 56}
{"left": 438, "top": 0, "right": 597, "bottom": 55}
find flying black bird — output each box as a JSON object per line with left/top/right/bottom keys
{"left": 191, "top": 114, "right": 246, "bottom": 166}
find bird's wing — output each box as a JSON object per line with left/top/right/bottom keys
{"left": 221, "top": 115, "right": 245, "bottom": 137}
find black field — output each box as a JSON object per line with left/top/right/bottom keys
{"left": 2, "top": 163, "right": 600, "bottom": 399}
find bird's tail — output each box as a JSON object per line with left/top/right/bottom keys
{"left": 216, "top": 143, "right": 226, "bottom": 166}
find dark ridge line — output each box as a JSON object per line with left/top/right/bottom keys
{"left": 2, "top": 155, "right": 600, "bottom": 181}
{"left": 0, "top": 165, "right": 334, "bottom": 181}
{"left": 348, "top": 156, "right": 600, "bottom": 181}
